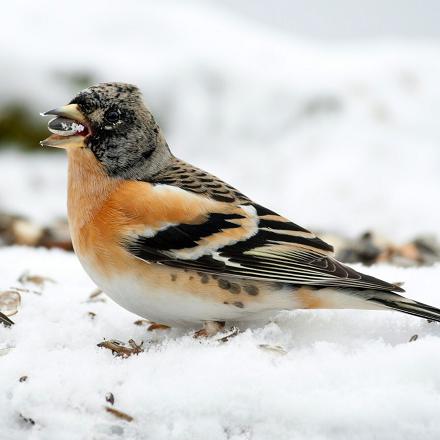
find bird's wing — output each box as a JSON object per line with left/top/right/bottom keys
{"left": 149, "top": 157, "right": 251, "bottom": 204}
{"left": 123, "top": 176, "right": 402, "bottom": 293}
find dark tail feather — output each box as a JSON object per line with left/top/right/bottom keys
{"left": 0, "top": 312, "right": 14, "bottom": 327}
{"left": 368, "top": 292, "right": 440, "bottom": 323}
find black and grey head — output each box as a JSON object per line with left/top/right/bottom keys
{"left": 42, "top": 82, "right": 172, "bottom": 179}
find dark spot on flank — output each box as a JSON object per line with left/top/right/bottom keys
{"left": 223, "top": 301, "right": 229, "bottom": 305}
{"left": 171, "top": 274, "right": 177, "bottom": 282}
{"left": 229, "top": 283, "right": 241, "bottom": 294}
{"left": 200, "top": 274, "right": 209, "bottom": 284}
{"left": 218, "top": 279, "right": 231, "bottom": 290}
{"left": 233, "top": 301, "right": 244, "bottom": 308}
{"left": 244, "top": 285, "right": 259, "bottom": 296}
{"left": 189, "top": 276, "right": 194, "bottom": 280}
{"left": 212, "top": 275, "right": 219, "bottom": 280}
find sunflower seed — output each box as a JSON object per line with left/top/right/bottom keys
{"left": 48, "top": 117, "right": 85, "bottom": 137}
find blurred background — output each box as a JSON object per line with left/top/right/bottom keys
{"left": 1, "top": 0, "right": 439, "bottom": 264}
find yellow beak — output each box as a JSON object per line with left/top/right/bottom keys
{"left": 40, "top": 104, "right": 89, "bottom": 149}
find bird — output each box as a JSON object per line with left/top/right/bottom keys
{"left": 40, "top": 82, "right": 440, "bottom": 336}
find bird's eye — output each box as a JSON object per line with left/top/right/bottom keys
{"left": 105, "top": 110, "right": 119, "bottom": 123}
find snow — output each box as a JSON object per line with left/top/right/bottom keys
{"left": 0, "top": 151, "right": 67, "bottom": 224}
{"left": 1, "top": 1, "right": 440, "bottom": 240}
{"left": 1, "top": 1, "right": 440, "bottom": 438}
{"left": 1, "top": 246, "right": 440, "bottom": 439}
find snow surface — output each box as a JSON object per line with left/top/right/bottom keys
{"left": 2, "top": 2, "right": 440, "bottom": 438}
{"left": 1, "top": 246, "right": 440, "bottom": 440}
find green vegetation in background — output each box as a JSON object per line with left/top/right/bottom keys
{"left": 0, "top": 104, "right": 48, "bottom": 150}
{"left": 0, "top": 72, "right": 95, "bottom": 151}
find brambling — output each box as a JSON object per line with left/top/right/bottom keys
{"left": 40, "top": 82, "right": 440, "bottom": 336}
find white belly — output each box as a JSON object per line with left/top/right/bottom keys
{"left": 77, "top": 254, "right": 288, "bottom": 327}
{"left": 98, "top": 273, "right": 245, "bottom": 326}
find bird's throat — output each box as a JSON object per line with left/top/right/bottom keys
{"left": 67, "top": 149, "right": 120, "bottom": 233}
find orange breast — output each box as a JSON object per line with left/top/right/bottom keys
{"left": 67, "top": 148, "right": 254, "bottom": 275}
{"left": 65, "top": 149, "right": 297, "bottom": 322}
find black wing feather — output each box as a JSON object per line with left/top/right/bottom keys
{"left": 126, "top": 205, "right": 403, "bottom": 293}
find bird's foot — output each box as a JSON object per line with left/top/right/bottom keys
{"left": 193, "top": 321, "right": 225, "bottom": 338}
{"left": 147, "top": 322, "right": 171, "bottom": 332}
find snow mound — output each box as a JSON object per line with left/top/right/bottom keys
{"left": 1, "top": 246, "right": 440, "bottom": 439}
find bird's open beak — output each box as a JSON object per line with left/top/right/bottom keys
{"left": 40, "top": 104, "right": 90, "bottom": 149}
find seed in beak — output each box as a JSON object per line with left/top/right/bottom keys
{"left": 48, "top": 117, "right": 86, "bottom": 137}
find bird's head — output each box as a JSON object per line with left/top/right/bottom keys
{"left": 41, "top": 82, "right": 171, "bottom": 179}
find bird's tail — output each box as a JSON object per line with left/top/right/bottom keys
{"left": 363, "top": 290, "right": 440, "bottom": 323}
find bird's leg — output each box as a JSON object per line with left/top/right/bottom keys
{"left": 147, "top": 322, "right": 171, "bottom": 331}
{"left": 193, "top": 320, "right": 225, "bottom": 338}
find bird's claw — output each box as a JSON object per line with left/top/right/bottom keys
{"left": 193, "top": 322, "right": 239, "bottom": 342}
{"left": 193, "top": 320, "right": 225, "bottom": 338}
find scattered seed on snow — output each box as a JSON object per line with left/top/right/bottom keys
{"left": 105, "top": 406, "right": 133, "bottom": 422}
{"left": 87, "top": 289, "right": 106, "bottom": 303}
{"left": 258, "top": 344, "right": 288, "bottom": 355}
{"left": 133, "top": 319, "right": 150, "bottom": 326}
{"left": 18, "top": 271, "right": 55, "bottom": 288}
{"left": 0, "top": 311, "right": 14, "bottom": 327}
{"left": 0, "top": 290, "right": 21, "bottom": 317}
{"left": 97, "top": 339, "right": 144, "bottom": 358}
{"left": 19, "top": 413, "right": 36, "bottom": 426}
{"left": 105, "top": 392, "right": 115, "bottom": 405}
